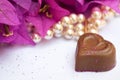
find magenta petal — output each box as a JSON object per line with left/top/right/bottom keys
{"left": 0, "top": 0, "right": 20, "bottom": 25}
{"left": 26, "top": 16, "right": 43, "bottom": 36}
{"left": 26, "top": 15, "right": 55, "bottom": 37}
{"left": 13, "top": 0, "right": 32, "bottom": 10}
{"left": 11, "top": 23, "right": 35, "bottom": 45}
{"left": 29, "top": 2, "right": 40, "bottom": 16}
{"left": 99, "top": 0, "right": 120, "bottom": 13}
{"left": 0, "top": 0, "right": 16, "bottom": 11}
{"left": 40, "top": 16, "right": 55, "bottom": 37}
{"left": 46, "top": 0, "right": 70, "bottom": 21}
{"left": 0, "top": 32, "right": 17, "bottom": 43}
{"left": 38, "top": 0, "right": 42, "bottom": 5}
{"left": 11, "top": 32, "right": 35, "bottom": 45}
{"left": 0, "top": 24, "right": 17, "bottom": 43}
{"left": 55, "top": 0, "right": 79, "bottom": 5}
{"left": 76, "top": 0, "right": 84, "bottom": 5}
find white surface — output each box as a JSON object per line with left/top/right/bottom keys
{"left": 0, "top": 16, "right": 120, "bottom": 80}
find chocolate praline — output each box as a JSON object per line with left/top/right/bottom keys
{"left": 75, "top": 33, "right": 116, "bottom": 72}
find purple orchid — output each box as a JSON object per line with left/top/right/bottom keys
{"left": 0, "top": 0, "right": 34, "bottom": 45}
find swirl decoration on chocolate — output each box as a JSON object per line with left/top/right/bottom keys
{"left": 75, "top": 33, "right": 116, "bottom": 72}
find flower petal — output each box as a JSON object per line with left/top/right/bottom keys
{"left": 55, "top": 0, "right": 82, "bottom": 13}
{"left": 26, "top": 16, "right": 43, "bottom": 36}
{"left": 11, "top": 22, "right": 35, "bottom": 45}
{"left": 28, "top": 2, "right": 40, "bottom": 16}
{"left": 13, "top": 0, "right": 32, "bottom": 10}
{"left": 98, "top": 0, "right": 120, "bottom": 13}
{"left": 26, "top": 15, "right": 55, "bottom": 37}
{"left": 46, "top": 0, "right": 70, "bottom": 21}
{"left": 0, "top": 0, "right": 20, "bottom": 25}
{"left": 0, "top": 24, "right": 17, "bottom": 43}
{"left": 40, "top": 15, "right": 55, "bottom": 37}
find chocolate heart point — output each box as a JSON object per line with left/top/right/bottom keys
{"left": 75, "top": 33, "right": 116, "bottom": 72}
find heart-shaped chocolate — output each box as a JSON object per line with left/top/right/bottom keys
{"left": 75, "top": 33, "right": 116, "bottom": 72}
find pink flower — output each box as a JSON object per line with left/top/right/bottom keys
{"left": 26, "top": 0, "right": 70, "bottom": 37}
{"left": 0, "top": 0, "right": 34, "bottom": 45}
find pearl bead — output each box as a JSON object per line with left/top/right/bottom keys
{"left": 54, "top": 33, "right": 62, "bottom": 38}
{"left": 87, "top": 17, "right": 94, "bottom": 23}
{"left": 98, "top": 20, "right": 106, "bottom": 29}
{"left": 44, "top": 30, "right": 54, "bottom": 40}
{"left": 94, "top": 19, "right": 102, "bottom": 26}
{"left": 68, "top": 24, "right": 74, "bottom": 29}
{"left": 85, "top": 23, "right": 97, "bottom": 33}
{"left": 77, "top": 14, "right": 85, "bottom": 23}
{"left": 63, "top": 29, "right": 74, "bottom": 40}
{"left": 53, "top": 23, "right": 63, "bottom": 33}
{"left": 69, "top": 13, "right": 78, "bottom": 24}
{"left": 108, "top": 11, "right": 115, "bottom": 18}
{"left": 89, "top": 29, "right": 98, "bottom": 33}
{"left": 77, "top": 30, "right": 85, "bottom": 36}
{"left": 75, "top": 23, "right": 84, "bottom": 31}
{"left": 87, "top": 23, "right": 96, "bottom": 28}
{"left": 74, "top": 30, "right": 84, "bottom": 40}
{"left": 32, "top": 33, "right": 41, "bottom": 43}
{"left": 61, "top": 16, "right": 71, "bottom": 26}
{"left": 91, "top": 10, "right": 102, "bottom": 19}
{"left": 102, "top": 10, "right": 115, "bottom": 20}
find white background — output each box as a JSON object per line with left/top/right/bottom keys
{"left": 0, "top": 16, "right": 120, "bottom": 80}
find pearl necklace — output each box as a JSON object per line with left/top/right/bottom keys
{"left": 32, "top": 6, "right": 116, "bottom": 43}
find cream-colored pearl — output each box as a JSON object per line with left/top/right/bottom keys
{"left": 63, "top": 29, "right": 74, "bottom": 39}
{"left": 87, "top": 23, "right": 96, "bottom": 29}
{"left": 74, "top": 30, "right": 84, "bottom": 40}
{"left": 75, "top": 23, "right": 84, "bottom": 31}
{"left": 68, "top": 24, "right": 74, "bottom": 29}
{"left": 85, "top": 23, "right": 97, "bottom": 33}
{"left": 94, "top": 19, "right": 102, "bottom": 26}
{"left": 77, "top": 30, "right": 85, "bottom": 36}
{"left": 91, "top": 11, "right": 102, "bottom": 19}
{"left": 87, "top": 17, "right": 94, "bottom": 23}
{"left": 44, "top": 30, "right": 54, "bottom": 40}
{"left": 89, "top": 29, "right": 98, "bottom": 33}
{"left": 103, "top": 11, "right": 115, "bottom": 20}
{"left": 53, "top": 23, "right": 63, "bottom": 33}
{"left": 98, "top": 20, "right": 106, "bottom": 29}
{"left": 77, "top": 14, "right": 85, "bottom": 23}
{"left": 63, "top": 25, "right": 74, "bottom": 32}
{"left": 69, "top": 13, "right": 78, "bottom": 24}
{"left": 107, "top": 11, "right": 115, "bottom": 18}
{"left": 54, "top": 33, "right": 62, "bottom": 38}
{"left": 32, "top": 33, "right": 41, "bottom": 43}
{"left": 61, "top": 16, "right": 71, "bottom": 26}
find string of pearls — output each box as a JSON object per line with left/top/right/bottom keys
{"left": 32, "top": 6, "right": 116, "bottom": 43}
